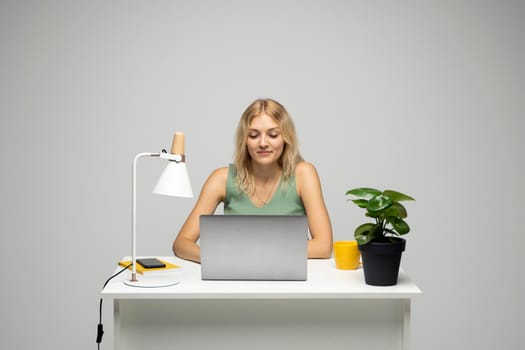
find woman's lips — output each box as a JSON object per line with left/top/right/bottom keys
{"left": 257, "top": 151, "right": 272, "bottom": 156}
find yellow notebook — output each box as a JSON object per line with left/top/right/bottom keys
{"left": 118, "top": 259, "right": 181, "bottom": 275}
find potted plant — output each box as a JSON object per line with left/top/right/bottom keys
{"left": 345, "top": 188, "right": 415, "bottom": 286}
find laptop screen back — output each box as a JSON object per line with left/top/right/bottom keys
{"left": 200, "top": 215, "right": 308, "bottom": 281}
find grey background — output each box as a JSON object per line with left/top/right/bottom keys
{"left": 1, "top": 0, "right": 524, "bottom": 349}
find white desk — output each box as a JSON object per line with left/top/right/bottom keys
{"left": 102, "top": 256, "right": 421, "bottom": 350}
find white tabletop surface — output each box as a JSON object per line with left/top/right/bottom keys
{"left": 101, "top": 256, "right": 421, "bottom": 299}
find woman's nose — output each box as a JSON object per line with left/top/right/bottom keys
{"left": 259, "top": 135, "right": 268, "bottom": 147}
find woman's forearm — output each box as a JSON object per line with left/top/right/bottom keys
{"left": 173, "top": 237, "right": 201, "bottom": 263}
{"left": 307, "top": 237, "right": 333, "bottom": 259}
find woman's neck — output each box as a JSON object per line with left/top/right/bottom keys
{"left": 251, "top": 162, "right": 281, "bottom": 182}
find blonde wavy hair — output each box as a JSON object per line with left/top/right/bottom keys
{"left": 233, "top": 98, "right": 303, "bottom": 194}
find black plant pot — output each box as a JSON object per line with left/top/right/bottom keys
{"left": 358, "top": 237, "right": 406, "bottom": 286}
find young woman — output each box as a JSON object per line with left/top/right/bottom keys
{"left": 173, "top": 98, "right": 333, "bottom": 262}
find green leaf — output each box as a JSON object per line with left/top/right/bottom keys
{"left": 365, "top": 211, "right": 381, "bottom": 219}
{"left": 346, "top": 188, "right": 381, "bottom": 199}
{"left": 383, "top": 190, "right": 415, "bottom": 202}
{"left": 356, "top": 234, "right": 374, "bottom": 245}
{"left": 355, "top": 223, "right": 375, "bottom": 236}
{"left": 355, "top": 223, "right": 381, "bottom": 245}
{"left": 367, "top": 194, "right": 393, "bottom": 212}
{"left": 383, "top": 202, "right": 408, "bottom": 219}
{"left": 388, "top": 217, "right": 410, "bottom": 235}
{"left": 351, "top": 199, "right": 369, "bottom": 208}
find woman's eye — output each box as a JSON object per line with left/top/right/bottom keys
{"left": 269, "top": 134, "right": 279, "bottom": 138}
{"left": 248, "top": 134, "right": 258, "bottom": 139}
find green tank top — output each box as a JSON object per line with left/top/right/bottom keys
{"left": 224, "top": 164, "right": 306, "bottom": 215}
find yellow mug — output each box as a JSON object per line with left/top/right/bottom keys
{"left": 334, "top": 241, "right": 361, "bottom": 270}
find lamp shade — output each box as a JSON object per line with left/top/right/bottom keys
{"left": 153, "top": 161, "right": 193, "bottom": 197}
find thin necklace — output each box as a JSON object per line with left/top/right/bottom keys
{"left": 254, "top": 173, "right": 280, "bottom": 205}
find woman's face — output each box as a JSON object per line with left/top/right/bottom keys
{"left": 246, "top": 113, "right": 285, "bottom": 167}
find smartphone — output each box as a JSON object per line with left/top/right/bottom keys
{"left": 136, "top": 258, "right": 166, "bottom": 269}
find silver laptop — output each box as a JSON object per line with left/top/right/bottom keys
{"left": 200, "top": 215, "right": 308, "bottom": 281}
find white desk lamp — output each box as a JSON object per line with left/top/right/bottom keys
{"left": 124, "top": 132, "right": 193, "bottom": 288}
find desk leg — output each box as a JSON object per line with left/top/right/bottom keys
{"left": 402, "top": 299, "right": 411, "bottom": 350}
{"left": 114, "top": 300, "right": 121, "bottom": 350}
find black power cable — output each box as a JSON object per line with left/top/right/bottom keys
{"left": 97, "top": 264, "right": 132, "bottom": 349}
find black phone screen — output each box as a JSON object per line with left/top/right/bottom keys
{"left": 136, "top": 258, "right": 166, "bottom": 269}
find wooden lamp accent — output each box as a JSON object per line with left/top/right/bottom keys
{"left": 170, "top": 132, "right": 185, "bottom": 157}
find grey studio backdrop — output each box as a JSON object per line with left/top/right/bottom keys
{"left": 1, "top": 1, "right": 524, "bottom": 349}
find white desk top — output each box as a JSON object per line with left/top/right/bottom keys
{"left": 101, "top": 256, "right": 421, "bottom": 299}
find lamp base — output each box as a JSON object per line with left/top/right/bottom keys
{"left": 123, "top": 276, "right": 180, "bottom": 288}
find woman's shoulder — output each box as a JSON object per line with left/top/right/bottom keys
{"left": 201, "top": 167, "right": 229, "bottom": 198}
{"left": 209, "top": 166, "right": 229, "bottom": 181}
{"left": 295, "top": 161, "right": 318, "bottom": 177}
{"left": 201, "top": 166, "right": 229, "bottom": 188}
{"left": 294, "top": 162, "right": 322, "bottom": 198}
